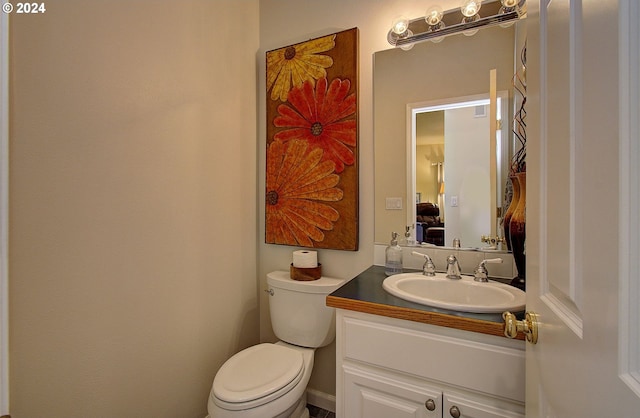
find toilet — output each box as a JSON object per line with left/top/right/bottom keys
{"left": 207, "top": 271, "right": 345, "bottom": 418}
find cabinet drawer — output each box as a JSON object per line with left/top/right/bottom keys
{"left": 342, "top": 315, "right": 525, "bottom": 403}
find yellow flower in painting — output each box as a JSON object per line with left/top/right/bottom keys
{"left": 267, "top": 34, "right": 336, "bottom": 102}
{"left": 266, "top": 139, "right": 343, "bottom": 247}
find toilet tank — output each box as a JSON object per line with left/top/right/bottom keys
{"left": 267, "top": 271, "right": 345, "bottom": 348}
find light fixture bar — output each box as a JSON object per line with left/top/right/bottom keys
{"left": 395, "top": 10, "right": 520, "bottom": 46}
{"left": 388, "top": 0, "right": 526, "bottom": 47}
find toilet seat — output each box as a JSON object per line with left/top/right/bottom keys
{"left": 212, "top": 343, "right": 304, "bottom": 410}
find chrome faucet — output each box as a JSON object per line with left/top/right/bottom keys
{"left": 473, "top": 258, "right": 504, "bottom": 282}
{"left": 411, "top": 251, "right": 436, "bottom": 276}
{"left": 445, "top": 255, "right": 462, "bottom": 280}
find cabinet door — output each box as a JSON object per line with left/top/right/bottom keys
{"left": 443, "top": 392, "right": 524, "bottom": 418}
{"left": 343, "top": 366, "right": 441, "bottom": 418}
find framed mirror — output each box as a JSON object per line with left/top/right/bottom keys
{"left": 374, "top": 21, "right": 526, "bottom": 250}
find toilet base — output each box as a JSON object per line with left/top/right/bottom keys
{"left": 288, "top": 392, "right": 308, "bottom": 418}
{"left": 206, "top": 398, "right": 307, "bottom": 418}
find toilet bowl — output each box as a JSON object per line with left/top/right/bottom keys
{"left": 207, "top": 271, "right": 344, "bottom": 418}
{"left": 207, "top": 342, "right": 313, "bottom": 418}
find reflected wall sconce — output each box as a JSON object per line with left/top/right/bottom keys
{"left": 387, "top": 0, "right": 526, "bottom": 48}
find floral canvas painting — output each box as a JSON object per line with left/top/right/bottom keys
{"left": 265, "top": 28, "right": 359, "bottom": 250}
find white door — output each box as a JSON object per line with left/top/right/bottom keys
{"left": 526, "top": 0, "right": 640, "bottom": 416}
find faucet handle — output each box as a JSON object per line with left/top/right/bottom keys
{"left": 411, "top": 251, "right": 436, "bottom": 276}
{"left": 474, "top": 258, "right": 503, "bottom": 282}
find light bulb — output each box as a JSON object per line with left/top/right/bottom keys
{"left": 460, "top": 0, "right": 482, "bottom": 17}
{"left": 501, "top": 0, "right": 518, "bottom": 7}
{"left": 425, "top": 5, "right": 444, "bottom": 26}
{"left": 391, "top": 16, "right": 409, "bottom": 35}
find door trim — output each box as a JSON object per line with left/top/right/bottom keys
{"left": 539, "top": 0, "right": 584, "bottom": 338}
{"left": 0, "top": 10, "right": 9, "bottom": 416}
{"left": 618, "top": 0, "right": 640, "bottom": 398}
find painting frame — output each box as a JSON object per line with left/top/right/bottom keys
{"left": 265, "top": 28, "right": 359, "bottom": 251}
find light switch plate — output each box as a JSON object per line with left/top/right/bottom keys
{"left": 385, "top": 197, "right": 403, "bottom": 210}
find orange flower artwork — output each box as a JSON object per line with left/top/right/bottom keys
{"left": 273, "top": 77, "right": 356, "bottom": 174}
{"left": 266, "top": 28, "right": 358, "bottom": 251}
{"left": 266, "top": 140, "right": 343, "bottom": 247}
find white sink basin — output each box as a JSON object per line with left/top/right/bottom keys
{"left": 382, "top": 272, "right": 525, "bottom": 313}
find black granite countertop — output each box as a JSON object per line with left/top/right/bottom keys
{"left": 327, "top": 265, "right": 524, "bottom": 339}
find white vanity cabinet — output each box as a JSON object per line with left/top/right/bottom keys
{"left": 335, "top": 310, "right": 525, "bottom": 418}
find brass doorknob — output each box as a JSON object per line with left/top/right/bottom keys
{"left": 503, "top": 311, "right": 539, "bottom": 344}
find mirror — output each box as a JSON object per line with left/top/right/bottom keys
{"left": 374, "top": 21, "right": 526, "bottom": 249}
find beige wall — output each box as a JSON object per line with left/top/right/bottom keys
{"left": 9, "top": 1, "right": 259, "bottom": 417}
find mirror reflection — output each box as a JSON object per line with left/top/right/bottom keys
{"left": 374, "top": 22, "right": 526, "bottom": 250}
{"left": 412, "top": 95, "right": 508, "bottom": 249}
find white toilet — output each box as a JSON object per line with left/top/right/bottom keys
{"left": 207, "top": 271, "right": 345, "bottom": 418}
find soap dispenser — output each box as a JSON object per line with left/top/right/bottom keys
{"left": 385, "top": 232, "right": 403, "bottom": 276}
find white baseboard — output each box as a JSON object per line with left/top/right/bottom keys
{"left": 306, "top": 388, "right": 335, "bottom": 413}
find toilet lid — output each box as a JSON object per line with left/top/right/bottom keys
{"left": 213, "top": 343, "right": 304, "bottom": 404}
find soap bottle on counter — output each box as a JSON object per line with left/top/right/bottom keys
{"left": 385, "top": 232, "right": 403, "bottom": 276}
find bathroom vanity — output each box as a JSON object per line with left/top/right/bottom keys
{"left": 327, "top": 266, "right": 525, "bottom": 418}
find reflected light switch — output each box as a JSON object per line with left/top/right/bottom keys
{"left": 451, "top": 195, "right": 459, "bottom": 207}
{"left": 385, "top": 197, "right": 403, "bottom": 210}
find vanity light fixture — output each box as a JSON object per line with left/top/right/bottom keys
{"left": 500, "top": 0, "right": 520, "bottom": 9}
{"left": 399, "top": 32, "right": 415, "bottom": 50}
{"left": 498, "top": 0, "right": 521, "bottom": 26}
{"left": 460, "top": 0, "right": 482, "bottom": 36}
{"left": 387, "top": 0, "right": 526, "bottom": 48}
{"left": 425, "top": 5, "right": 446, "bottom": 43}
{"left": 460, "top": 0, "right": 482, "bottom": 18}
{"left": 389, "top": 16, "right": 416, "bottom": 50}
{"left": 425, "top": 5, "right": 444, "bottom": 26}
{"left": 391, "top": 16, "right": 410, "bottom": 35}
